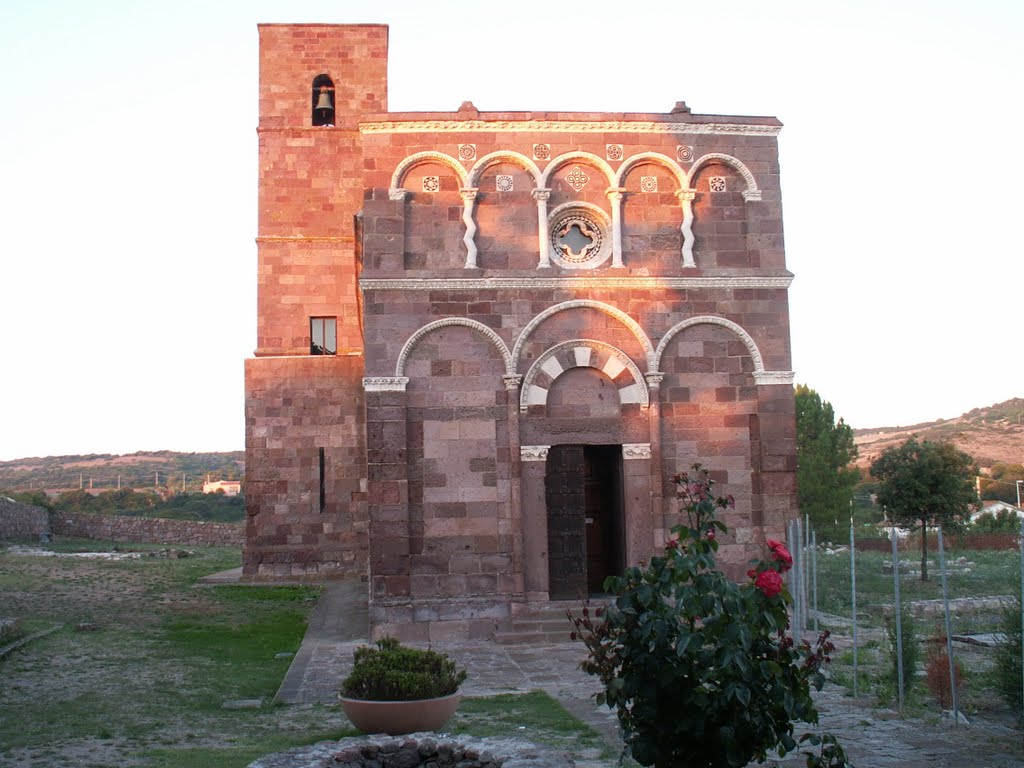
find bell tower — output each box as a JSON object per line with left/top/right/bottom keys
{"left": 254, "top": 23, "right": 387, "bottom": 356}
{"left": 244, "top": 25, "right": 386, "bottom": 578}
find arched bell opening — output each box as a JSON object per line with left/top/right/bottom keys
{"left": 311, "top": 74, "right": 335, "bottom": 126}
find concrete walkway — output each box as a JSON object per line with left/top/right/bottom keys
{"left": 274, "top": 580, "right": 1024, "bottom": 768}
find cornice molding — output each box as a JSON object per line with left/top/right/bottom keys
{"left": 256, "top": 235, "right": 355, "bottom": 243}
{"left": 361, "top": 120, "right": 781, "bottom": 137}
{"left": 360, "top": 275, "right": 793, "bottom": 291}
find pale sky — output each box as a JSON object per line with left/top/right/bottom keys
{"left": 1, "top": 0, "right": 1021, "bottom": 461}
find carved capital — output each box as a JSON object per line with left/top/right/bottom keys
{"left": 742, "top": 189, "right": 763, "bottom": 202}
{"left": 388, "top": 188, "right": 408, "bottom": 202}
{"left": 532, "top": 188, "right": 551, "bottom": 202}
{"left": 752, "top": 370, "right": 795, "bottom": 386}
{"left": 503, "top": 374, "right": 523, "bottom": 391}
{"left": 644, "top": 372, "right": 665, "bottom": 388}
{"left": 605, "top": 187, "right": 627, "bottom": 201}
{"left": 675, "top": 188, "right": 697, "bottom": 202}
{"left": 520, "top": 445, "right": 550, "bottom": 462}
{"left": 363, "top": 376, "right": 410, "bottom": 392}
{"left": 460, "top": 187, "right": 478, "bottom": 201}
{"left": 622, "top": 443, "right": 652, "bottom": 460}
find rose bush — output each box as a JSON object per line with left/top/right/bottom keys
{"left": 569, "top": 464, "right": 851, "bottom": 768}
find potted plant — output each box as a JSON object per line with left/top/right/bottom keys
{"left": 569, "top": 464, "right": 852, "bottom": 768}
{"left": 339, "top": 636, "right": 467, "bottom": 735}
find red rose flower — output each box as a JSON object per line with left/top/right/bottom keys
{"left": 755, "top": 569, "right": 783, "bottom": 598}
{"left": 747, "top": 568, "right": 757, "bottom": 580}
{"left": 766, "top": 539, "right": 793, "bottom": 572}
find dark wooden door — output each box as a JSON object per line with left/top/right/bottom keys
{"left": 546, "top": 444, "right": 587, "bottom": 599}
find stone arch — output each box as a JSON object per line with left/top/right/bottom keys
{"left": 396, "top": 318, "right": 513, "bottom": 377}
{"left": 520, "top": 339, "right": 648, "bottom": 412}
{"left": 468, "top": 151, "right": 543, "bottom": 188}
{"left": 390, "top": 151, "right": 469, "bottom": 191}
{"left": 653, "top": 315, "right": 765, "bottom": 373}
{"left": 539, "top": 151, "right": 616, "bottom": 189}
{"left": 512, "top": 300, "right": 656, "bottom": 372}
{"left": 615, "top": 152, "right": 689, "bottom": 190}
{"left": 686, "top": 153, "right": 761, "bottom": 201}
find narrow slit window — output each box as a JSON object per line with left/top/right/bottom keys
{"left": 310, "top": 317, "right": 337, "bottom": 355}
{"left": 318, "top": 447, "right": 326, "bottom": 514}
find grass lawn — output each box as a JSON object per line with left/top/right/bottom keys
{"left": 0, "top": 540, "right": 607, "bottom": 768}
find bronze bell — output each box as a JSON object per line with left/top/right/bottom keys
{"left": 315, "top": 86, "right": 334, "bottom": 112}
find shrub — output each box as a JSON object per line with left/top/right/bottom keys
{"left": 569, "top": 464, "right": 849, "bottom": 768}
{"left": 340, "top": 637, "right": 466, "bottom": 701}
{"left": 994, "top": 600, "right": 1023, "bottom": 719}
{"left": 886, "top": 604, "right": 918, "bottom": 699}
{"left": 924, "top": 641, "right": 965, "bottom": 710}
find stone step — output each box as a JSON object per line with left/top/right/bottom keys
{"left": 492, "top": 626, "right": 574, "bottom": 644}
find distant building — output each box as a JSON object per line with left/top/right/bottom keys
{"left": 202, "top": 480, "right": 241, "bottom": 497}
{"left": 970, "top": 500, "right": 1023, "bottom": 524}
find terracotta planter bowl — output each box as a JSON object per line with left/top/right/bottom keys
{"left": 339, "top": 691, "right": 463, "bottom": 735}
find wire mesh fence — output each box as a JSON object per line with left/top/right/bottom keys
{"left": 788, "top": 517, "right": 1024, "bottom": 724}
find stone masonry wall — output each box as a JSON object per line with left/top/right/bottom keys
{"left": 0, "top": 497, "right": 50, "bottom": 541}
{"left": 244, "top": 354, "right": 368, "bottom": 578}
{"left": 50, "top": 513, "right": 243, "bottom": 547}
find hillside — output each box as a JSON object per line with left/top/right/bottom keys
{"left": 0, "top": 450, "right": 244, "bottom": 495}
{"left": 853, "top": 398, "right": 1024, "bottom": 471}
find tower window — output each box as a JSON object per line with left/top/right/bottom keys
{"left": 311, "top": 74, "right": 335, "bottom": 126}
{"left": 311, "top": 317, "right": 337, "bottom": 355}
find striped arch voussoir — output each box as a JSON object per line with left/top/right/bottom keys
{"left": 519, "top": 339, "right": 648, "bottom": 413}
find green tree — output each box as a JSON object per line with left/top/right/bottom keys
{"left": 979, "top": 463, "right": 1024, "bottom": 505}
{"left": 795, "top": 385, "right": 859, "bottom": 537}
{"left": 870, "top": 438, "right": 977, "bottom": 581}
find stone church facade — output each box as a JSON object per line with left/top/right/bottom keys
{"left": 245, "top": 23, "right": 798, "bottom": 641}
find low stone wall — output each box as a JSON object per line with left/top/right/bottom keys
{"left": 51, "top": 512, "right": 243, "bottom": 548}
{"left": 248, "top": 734, "right": 573, "bottom": 768}
{"left": 0, "top": 497, "right": 50, "bottom": 541}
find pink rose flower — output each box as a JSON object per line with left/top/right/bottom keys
{"left": 755, "top": 569, "right": 783, "bottom": 598}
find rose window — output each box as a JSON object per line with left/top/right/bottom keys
{"left": 548, "top": 203, "right": 612, "bottom": 269}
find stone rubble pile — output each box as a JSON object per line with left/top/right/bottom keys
{"left": 248, "top": 735, "right": 574, "bottom": 768}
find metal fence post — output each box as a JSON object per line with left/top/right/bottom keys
{"left": 795, "top": 516, "right": 804, "bottom": 634}
{"left": 812, "top": 530, "right": 818, "bottom": 633}
{"left": 851, "top": 522, "right": 858, "bottom": 698}
{"left": 892, "top": 530, "right": 905, "bottom": 712}
{"left": 937, "top": 526, "right": 958, "bottom": 726}
{"left": 805, "top": 513, "right": 811, "bottom": 633}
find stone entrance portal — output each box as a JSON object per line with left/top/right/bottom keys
{"left": 545, "top": 444, "right": 624, "bottom": 599}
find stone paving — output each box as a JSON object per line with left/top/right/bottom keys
{"left": 274, "top": 581, "right": 1024, "bottom": 768}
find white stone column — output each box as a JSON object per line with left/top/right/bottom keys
{"left": 606, "top": 187, "right": 626, "bottom": 268}
{"left": 676, "top": 188, "right": 697, "bottom": 268}
{"left": 532, "top": 188, "right": 552, "bottom": 269}
{"left": 460, "top": 187, "right": 479, "bottom": 269}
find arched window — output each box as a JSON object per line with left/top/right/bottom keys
{"left": 311, "top": 74, "right": 335, "bottom": 126}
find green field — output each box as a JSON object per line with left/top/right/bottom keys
{"left": 0, "top": 541, "right": 605, "bottom": 768}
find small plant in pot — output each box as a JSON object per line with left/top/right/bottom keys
{"left": 339, "top": 636, "right": 467, "bottom": 735}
